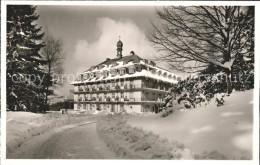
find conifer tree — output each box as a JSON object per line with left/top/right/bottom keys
{"left": 7, "top": 5, "right": 47, "bottom": 112}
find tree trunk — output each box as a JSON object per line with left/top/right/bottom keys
{"left": 226, "top": 71, "right": 233, "bottom": 94}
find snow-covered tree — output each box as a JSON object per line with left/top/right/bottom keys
{"left": 148, "top": 6, "right": 254, "bottom": 93}
{"left": 7, "top": 5, "right": 47, "bottom": 112}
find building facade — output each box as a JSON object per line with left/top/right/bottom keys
{"left": 71, "top": 39, "right": 180, "bottom": 113}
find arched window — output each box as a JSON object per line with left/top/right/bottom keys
{"left": 163, "top": 72, "right": 167, "bottom": 77}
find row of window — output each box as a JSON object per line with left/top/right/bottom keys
{"left": 76, "top": 82, "right": 170, "bottom": 92}
{"left": 79, "top": 65, "right": 179, "bottom": 81}
{"left": 76, "top": 92, "right": 163, "bottom": 102}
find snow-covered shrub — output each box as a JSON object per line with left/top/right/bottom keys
{"left": 159, "top": 73, "right": 239, "bottom": 113}
{"left": 97, "top": 114, "right": 193, "bottom": 159}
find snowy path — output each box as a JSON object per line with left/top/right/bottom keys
{"left": 7, "top": 122, "right": 117, "bottom": 159}
{"left": 128, "top": 90, "right": 253, "bottom": 159}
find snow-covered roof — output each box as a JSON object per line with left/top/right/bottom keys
{"left": 72, "top": 69, "right": 178, "bottom": 85}
{"left": 72, "top": 54, "right": 179, "bottom": 85}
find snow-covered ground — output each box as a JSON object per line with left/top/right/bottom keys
{"left": 6, "top": 111, "right": 98, "bottom": 155}
{"left": 128, "top": 90, "right": 253, "bottom": 159}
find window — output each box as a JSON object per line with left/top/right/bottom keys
{"left": 103, "top": 71, "right": 108, "bottom": 77}
{"left": 112, "top": 81, "right": 116, "bottom": 87}
{"left": 110, "top": 69, "right": 117, "bottom": 76}
{"left": 80, "top": 74, "right": 83, "bottom": 81}
{"left": 83, "top": 74, "right": 89, "bottom": 80}
{"left": 150, "top": 61, "right": 156, "bottom": 66}
{"left": 120, "top": 80, "right": 124, "bottom": 86}
{"left": 121, "top": 92, "right": 124, "bottom": 98}
{"left": 163, "top": 72, "right": 167, "bottom": 77}
{"left": 129, "top": 67, "right": 135, "bottom": 74}
{"left": 120, "top": 69, "right": 126, "bottom": 75}
{"left": 96, "top": 72, "right": 101, "bottom": 78}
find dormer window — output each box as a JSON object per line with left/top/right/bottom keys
{"left": 135, "top": 65, "right": 142, "bottom": 72}
{"left": 168, "top": 75, "right": 172, "bottom": 79}
{"left": 110, "top": 69, "right": 117, "bottom": 76}
{"left": 173, "top": 75, "right": 176, "bottom": 80}
{"left": 129, "top": 67, "right": 136, "bottom": 74}
{"left": 163, "top": 72, "right": 167, "bottom": 77}
{"left": 96, "top": 72, "right": 101, "bottom": 78}
{"left": 103, "top": 70, "right": 109, "bottom": 78}
{"left": 119, "top": 68, "right": 126, "bottom": 75}
{"left": 80, "top": 74, "right": 83, "bottom": 81}
{"left": 84, "top": 74, "right": 89, "bottom": 80}
{"left": 90, "top": 73, "right": 94, "bottom": 79}
{"left": 158, "top": 70, "right": 162, "bottom": 76}
{"left": 150, "top": 61, "right": 156, "bottom": 67}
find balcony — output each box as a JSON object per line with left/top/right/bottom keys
{"left": 75, "top": 83, "right": 168, "bottom": 94}
{"left": 74, "top": 97, "right": 163, "bottom": 103}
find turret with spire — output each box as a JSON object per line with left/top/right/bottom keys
{"left": 117, "top": 36, "right": 123, "bottom": 59}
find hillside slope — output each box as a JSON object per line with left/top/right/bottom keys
{"left": 128, "top": 90, "right": 253, "bottom": 159}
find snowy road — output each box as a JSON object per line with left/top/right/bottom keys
{"left": 7, "top": 121, "right": 117, "bottom": 159}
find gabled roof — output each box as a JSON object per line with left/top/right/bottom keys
{"left": 85, "top": 54, "right": 143, "bottom": 72}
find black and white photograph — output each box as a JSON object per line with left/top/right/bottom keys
{"left": 1, "top": 1, "right": 259, "bottom": 164}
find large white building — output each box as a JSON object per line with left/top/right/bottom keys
{"left": 71, "top": 39, "right": 180, "bottom": 113}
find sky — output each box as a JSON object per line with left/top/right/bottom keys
{"left": 36, "top": 5, "right": 165, "bottom": 97}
